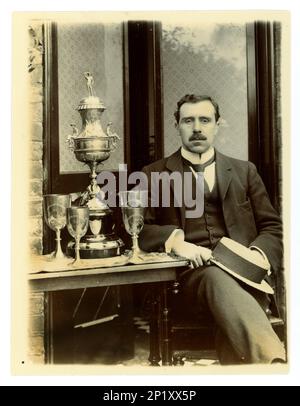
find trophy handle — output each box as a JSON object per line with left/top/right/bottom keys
{"left": 107, "top": 122, "right": 120, "bottom": 151}
{"left": 66, "top": 124, "right": 79, "bottom": 151}
{"left": 110, "top": 135, "right": 120, "bottom": 151}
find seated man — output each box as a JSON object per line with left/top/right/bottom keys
{"left": 139, "top": 94, "right": 285, "bottom": 364}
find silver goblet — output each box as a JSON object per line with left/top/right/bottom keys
{"left": 43, "top": 194, "right": 71, "bottom": 260}
{"left": 119, "top": 190, "right": 148, "bottom": 264}
{"left": 66, "top": 207, "right": 89, "bottom": 264}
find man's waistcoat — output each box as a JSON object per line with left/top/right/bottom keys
{"left": 183, "top": 163, "right": 227, "bottom": 249}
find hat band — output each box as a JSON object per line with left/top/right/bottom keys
{"left": 212, "top": 243, "right": 267, "bottom": 283}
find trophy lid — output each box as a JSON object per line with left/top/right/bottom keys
{"left": 77, "top": 96, "right": 106, "bottom": 111}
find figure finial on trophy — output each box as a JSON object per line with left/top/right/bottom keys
{"left": 84, "top": 71, "right": 95, "bottom": 96}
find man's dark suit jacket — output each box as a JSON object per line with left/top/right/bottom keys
{"left": 139, "top": 149, "right": 282, "bottom": 276}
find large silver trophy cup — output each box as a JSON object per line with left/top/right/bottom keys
{"left": 66, "top": 72, "right": 124, "bottom": 259}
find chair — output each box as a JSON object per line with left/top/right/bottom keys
{"left": 168, "top": 281, "right": 285, "bottom": 366}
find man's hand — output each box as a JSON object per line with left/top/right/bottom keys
{"left": 172, "top": 240, "right": 212, "bottom": 268}
{"left": 167, "top": 229, "right": 212, "bottom": 268}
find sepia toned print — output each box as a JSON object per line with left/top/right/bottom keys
{"left": 12, "top": 11, "right": 290, "bottom": 375}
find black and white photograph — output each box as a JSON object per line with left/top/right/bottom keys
{"left": 8, "top": 7, "right": 296, "bottom": 384}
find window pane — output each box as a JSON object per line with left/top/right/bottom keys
{"left": 162, "top": 22, "right": 248, "bottom": 160}
{"left": 57, "top": 22, "right": 124, "bottom": 173}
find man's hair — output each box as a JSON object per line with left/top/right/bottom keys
{"left": 174, "top": 94, "right": 220, "bottom": 123}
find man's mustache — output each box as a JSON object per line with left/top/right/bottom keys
{"left": 189, "top": 133, "right": 207, "bottom": 141}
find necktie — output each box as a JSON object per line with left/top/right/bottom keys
{"left": 182, "top": 154, "right": 215, "bottom": 173}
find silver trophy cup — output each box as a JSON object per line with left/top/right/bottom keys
{"left": 43, "top": 194, "right": 71, "bottom": 260}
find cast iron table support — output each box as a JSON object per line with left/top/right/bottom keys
{"left": 161, "top": 281, "right": 173, "bottom": 365}
{"left": 148, "top": 284, "right": 161, "bottom": 366}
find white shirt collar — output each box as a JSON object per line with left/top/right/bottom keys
{"left": 181, "top": 146, "right": 215, "bottom": 165}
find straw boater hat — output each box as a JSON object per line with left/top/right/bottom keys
{"left": 210, "top": 237, "right": 274, "bottom": 294}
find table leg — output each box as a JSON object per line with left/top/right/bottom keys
{"left": 148, "top": 284, "right": 161, "bottom": 366}
{"left": 161, "top": 282, "right": 172, "bottom": 366}
{"left": 44, "top": 291, "right": 54, "bottom": 364}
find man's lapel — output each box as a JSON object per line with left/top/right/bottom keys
{"left": 165, "top": 149, "right": 186, "bottom": 228}
{"left": 215, "top": 150, "right": 232, "bottom": 201}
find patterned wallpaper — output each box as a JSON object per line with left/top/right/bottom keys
{"left": 162, "top": 23, "right": 248, "bottom": 160}
{"left": 57, "top": 22, "right": 124, "bottom": 173}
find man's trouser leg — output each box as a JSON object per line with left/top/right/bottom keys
{"left": 180, "top": 265, "right": 286, "bottom": 364}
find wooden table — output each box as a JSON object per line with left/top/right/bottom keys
{"left": 29, "top": 258, "right": 189, "bottom": 366}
